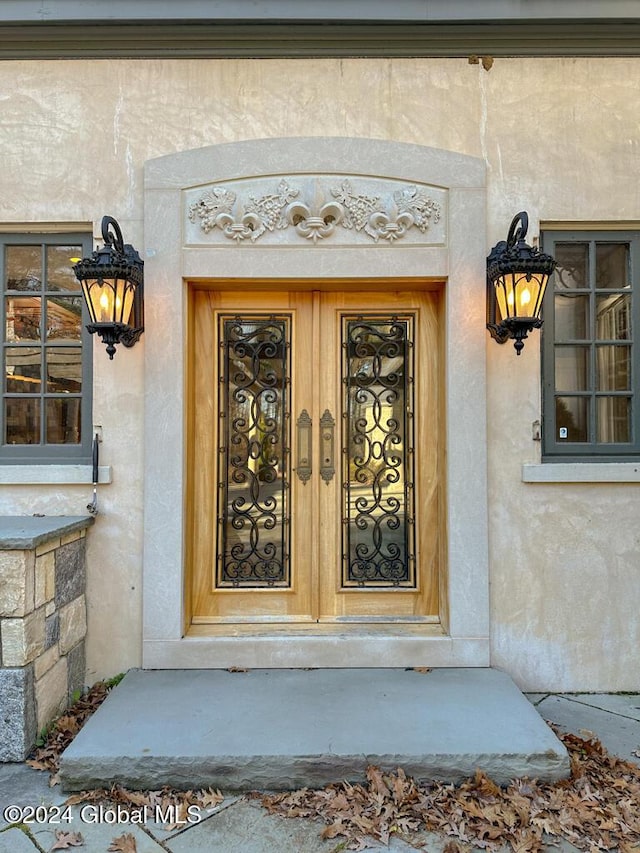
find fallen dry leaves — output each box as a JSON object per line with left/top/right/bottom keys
{"left": 63, "top": 784, "right": 224, "bottom": 832}
{"left": 27, "top": 680, "right": 117, "bottom": 777}
{"left": 262, "top": 731, "right": 640, "bottom": 851}
{"left": 107, "top": 833, "right": 138, "bottom": 852}
{"left": 50, "top": 829, "right": 84, "bottom": 849}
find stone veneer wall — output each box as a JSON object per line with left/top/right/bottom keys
{"left": 0, "top": 517, "right": 93, "bottom": 761}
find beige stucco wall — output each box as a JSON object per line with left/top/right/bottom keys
{"left": 0, "top": 57, "right": 638, "bottom": 690}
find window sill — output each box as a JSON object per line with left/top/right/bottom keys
{"left": 0, "top": 465, "right": 112, "bottom": 485}
{"left": 522, "top": 462, "right": 640, "bottom": 483}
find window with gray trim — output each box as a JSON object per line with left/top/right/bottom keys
{"left": 0, "top": 233, "right": 93, "bottom": 463}
{"left": 542, "top": 230, "right": 639, "bottom": 460}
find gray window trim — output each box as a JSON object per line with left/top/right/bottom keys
{"left": 3, "top": 0, "right": 640, "bottom": 24}
{"left": 541, "top": 229, "right": 640, "bottom": 462}
{"left": 2, "top": 2, "right": 640, "bottom": 58}
{"left": 0, "top": 231, "right": 93, "bottom": 465}
{"left": 2, "top": 0, "right": 640, "bottom": 22}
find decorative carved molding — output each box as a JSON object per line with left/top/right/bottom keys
{"left": 187, "top": 180, "right": 298, "bottom": 242}
{"left": 286, "top": 198, "right": 343, "bottom": 243}
{"left": 187, "top": 176, "right": 443, "bottom": 246}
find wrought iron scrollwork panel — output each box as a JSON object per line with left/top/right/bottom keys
{"left": 216, "top": 315, "right": 291, "bottom": 587}
{"left": 342, "top": 315, "right": 416, "bottom": 587}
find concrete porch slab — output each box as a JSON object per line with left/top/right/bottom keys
{"left": 59, "top": 668, "right": 569, "bottom": 792}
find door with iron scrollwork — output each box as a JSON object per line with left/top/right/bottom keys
{"left": 188, "top": 287, "right": 443, "bottom": 627}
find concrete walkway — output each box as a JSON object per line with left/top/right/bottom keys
{"left": 0, "top": 678, "right": 638, "bottom": 852}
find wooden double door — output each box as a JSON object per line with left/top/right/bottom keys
{"left": 188, "top": 286, "right": 444, "bottom": 628}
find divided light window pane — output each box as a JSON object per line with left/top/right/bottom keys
{"left": 543, "top": 232, "right": 638, "bottom": 459}
{"left": 1, "top": 234, "right": 92, "bottom": 461}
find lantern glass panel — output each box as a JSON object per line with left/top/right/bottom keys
{"left": 494, "top": 274, "right": 513, "bottom": 321}
{"left": 120, "top": 281, "right": 135, "bottom": 325}
{"left": 531, "top": 272, "right": 549, "bottom": 317}
{"left": 83, "top": 278, "right": 134, "bottom": 325}
{"left": 495, "top": 271, "right": 549, "bottom": 321}
{"left": 516, "top": 272, "right": 546, "bottom": 318}
{"left": 81, "top": 280, "right": 98, "bottom": 323}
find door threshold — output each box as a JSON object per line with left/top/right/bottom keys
{"left": 144, "top": 632, "right": 490, "bottom": 669}
{"left": 187, "top": 622, "right": 446, "bottom": 638}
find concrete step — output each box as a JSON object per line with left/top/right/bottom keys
{"left": 59, "top": 667, "right": 569, "bottom": 792}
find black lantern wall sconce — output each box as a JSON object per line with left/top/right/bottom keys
{"left": 486, "top": 211, "right": 556, "bottom": 355}
{"left": 74, "top": 216, "right": 144, "bottom": 359}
